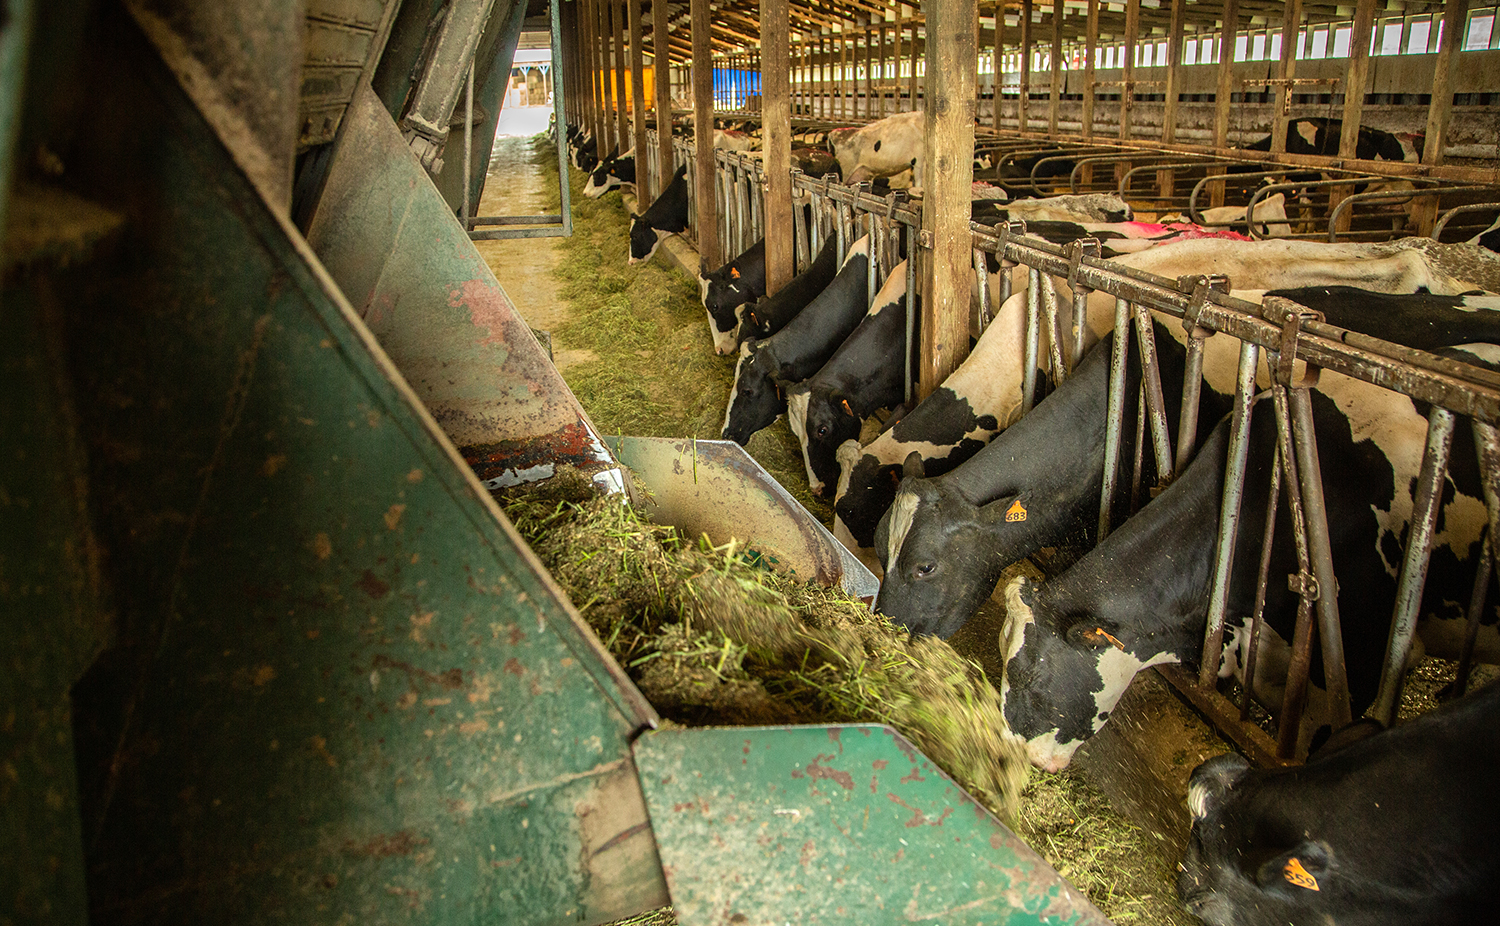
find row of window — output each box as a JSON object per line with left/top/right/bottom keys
{"left": 781, "top": 7, "right": 1500, "bottom": 83}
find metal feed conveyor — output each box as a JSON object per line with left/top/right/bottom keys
{"left": 1, "top": 3, "right": 1108, "bottom": 925}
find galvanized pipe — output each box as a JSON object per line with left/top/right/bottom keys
{"left": 1131, "top": 305, "right": 1175, "bottom": 486}
{"left": 1454, "top": 534, "right": 1493, "bottom": 699}
{"left": 1041, "top": 276, "right": 1066, "bottom": 386}
{"left": 1270, "top": 384, "right": 1317, "bottom": 759}
{"left": 1198, "top": 340, "right": 1262, "bottom": 689}
{"left": 1174, "top": 334, "right": 1206, "bottom": 474}
{"left": 1240, "top": 444, "right": 1284, "bottom": 722}
{"left": 1288, "top": 384, "right": 1353, "bottom": 732}
{"left": 1372, "top": 405, "right": 1456, "bottom": 725}
{"left": 1022, "top": 267, "right": 1041, "bottom": 414}
{"left": 904, "top": 231, "right": 919, "bottom": 405}
{"left": 1098, "top": 296, "right": 1133, "bottom": 541}
{"left": 973, "top": 249, "right": 991, "bottom": 333}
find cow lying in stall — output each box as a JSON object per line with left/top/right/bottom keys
{"left": 787, "top": 260, "right": 913, "bottom": 498}
{"left": 1179, "top": 679, "right": 1500, "bottom": 926}
{"left": 843, "top": 239, "right": 1474, "bottom": 579}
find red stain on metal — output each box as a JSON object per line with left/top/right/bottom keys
{"left": 989, "top": 834, "right": 1005, "bottom": 850}
{"left": 449, "top": 277, "right": 522, "bottom": 349}
{"left": 372, "top": 655, "right": 464, "bottom": 689}
{"left": 742, "top": 740, "right": 751, "bottom": 754}
{"left": 869, "top": 776, "right": 878, "bottom": 794}
{"left": 342, "top": 830, "right": 429, "bottom": 858}
{"left": 827, "top": 728, "right": 842, "bottom": 752}
{"left": 871, "top": 759, "right": 888, "bottom": 770}
{"left": 503, "top": 657, "right": 525, "bottom": 676}
{"left": 900, "top": 767, "right": 926, "bottom": 784}
{"left": 357, "top": 569, "right": 390, "bottom": 599}
{"left": 894, "top": 847, "right": 905, "bottom": 863}
{"left": 803, "top": 754, "right": 854, "bottom": 790}
{"left": 508, "top": 626, "right": 525, "bottom": 646}
{"left": 799, "top": 840, "right": 816, "bottom": 867}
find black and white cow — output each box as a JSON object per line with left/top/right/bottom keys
{"left": 832, "top": 290, "right": 1033, "bottom": 557}
{"left": 700, "top": 239, "right": 767, "bottom": 355}
{"left": 738, "top": 236, "right": 840, "bottom": 344}
{"left": 998, "top": 344, "right": 1500, "bottom": 772}
{"left": 971, "top": 193, "right": 1135, "bottom": 225}
{"left": 1240, "top": 117, "right": 1423, "bottom": 163}
{"left": 787, "top": 260, "right": 914, "bottom": 499}
{"left": 1178, "top": 680, "right": 1500, "bottom": 926}
{"left": 721, "top": 237, "right": 872, "bottom": 445}
{"left": 628, "top": 164, "right": 690, "bottom": 265}
{"left": 874, "top": 316, "right": 1223, "bottom": 636}
{"left": 827, "top": 111, "right": 925, "bottom": 187}
{"left": 571, "top": 133, "right": 600, "bottom": 172}
{"left": 583, "top": 149, "right": 635, "bottom": 198}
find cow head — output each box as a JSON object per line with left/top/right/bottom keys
{"left": 996, "top": 576, "right": 1180, "bottom": 771}
{"left": 628, "top": 216, "right": 668, "bottom": 264}
{"left": 833, "top": 448, "right": 904, "bottom": 549}
{"left": 826, "top": 126, "right": 857, "bottom": 158}
{"left": 703, "top": 270, "right": 754, "bottom": 355}
{"left": 873, "top": 459, "right": 1024, "bottom": 638}
{"left": 721, "top": 339, "right": 787, "bottom": 445}
{"left": 789, "top": 386, "right": 863, "bottom": 500}
{"left": 1177, "top": 754, "right": 1337, "bottom": 926}
{"left": 583, "top": 161, "right": 613, "bottom": 198}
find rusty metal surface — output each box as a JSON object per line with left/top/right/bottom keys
{"left": 306, "top": 80, "right": 620, "bottom": 490}
{"left": 634, "top": 724, "right": 1112, "bottom": 926}
{"left": 57, "top": 15, "right": 663, "bottom": 923}
{"left": 606, "top": 436, "right": 879, "bottom": 601}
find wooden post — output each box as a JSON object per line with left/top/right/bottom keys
{"left": 653, "top": 0, "right": 673, "bottom": 199}
{"left": 992, "top": 2, "right": 1004, "bottom": 127}
{"left": 691, "top": 0, "right": 719, "bottom": 268}
{"left": 629, "top": 0, "right": 648, "bottom": 167}
{"left": 1332, "top": 0, "right": 1377, "bottom": 233}
{"left": 1119, "top": 0, "right": 1138, "bottom": 141}
{"left": 1082, "top": 0, "right": 1098, "bottom": 139}
{"left": 1213, "top": 0, "right": 1240, "bottom": 149}
{"left": 1338, "top": 0, "right": 1377, "bottom": 159}
{"left": 1049, "top": 0, "right": 1062, "bottom": 134}
{"left": 894, "top": 5, "right": 905, "bottom": 112}
{"left": 920, "top": 0, "right": 977, "bottom": 400}
{"left": 588, "top": 0, "right": 607, "bottom": 155}
{"left": 763, "top": 0, "right": 793, "bottom": 292}
{"left": 878, "top": 23, "right": 888, "bottom": 117}
{"left": 865, "top": 17, "right": 875, "bottom": 118}
{"left": 1019, "top": 0, "right": 1032, "bottom": 133}
{"left": 613, "top": 0, "right": 629, "bottom": 155}
{"left": 1413, "top": 0, "right": 1468, "bottom": 234}
{"left": 840, "top": 27, "right": 850, "bottom": 119}
{"left": 1158, "top": 0, "right": 1186, "bottom": 198}
{"left": 1269, "top": 0, "right": 1302, "bottom": 154}
{"left": 908, "top": 18, "right": 919, "bottom": 109}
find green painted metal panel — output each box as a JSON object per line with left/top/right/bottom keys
{"left": 306, "top": 79, "right": 619, "bottom": 492}
{"left": 51, "top": 10, "right": 663, "bottom": 924}
{"left": 634, "top": 725, "right": 1112, "bottom": 926}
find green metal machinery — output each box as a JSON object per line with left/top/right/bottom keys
{"left": 0, "top": 2, "right": 1109, "bottom": 923}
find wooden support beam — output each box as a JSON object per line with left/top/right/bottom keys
{"left": 1412, "top": 0, "right": 1468, "bottom": 235}
{"left": 1337, "top": 0, "right": 1376, "bottom": 159}
{"left": 893, "top": 7, "right": 905, "bottom": 112}
{"left": 1162, "top": 0, "right": 1185, "bottom": 144}
{"left": 864, "top": 17, "right": 874, "bottom": 118}
{"left": 878, "top": 23, "right": 888, "bottom": 117}
{"left": 629, "top": 0, "right": 649, "bottom": 179}
{"left": 1019, "top": 0, "right": 1032, "bottom": 132}
{"left": 1049, "top": 0, "right": 1063, "bottom": 134}
{"left": 764, "top": 0, "right": 794, "bottom": 293}
{"left": 613, "top": 0, "right": 629, "bottom": 155}
{"left": 908, "top": 19, "right": 918, "bottom": 108}
{"left": 653, "top": 0, "right": 672, "bottom": 199}
{"left": 1269, "top": 0, "right": 1303, "bottom": 154}
{"left": 588, "top": 0, "right": 607, "bottom": 155}
{"left": 1082, "top": 0, "right": 1098, "bottom": 138}
{"left": 1119, "top": 0, "right": 1137, "bottom": 141}
{"left": 1212, "top": 0, "right": 1240, "bottom": 151}
{"left": 992, "top": 2, "right": 1004, "bottom": 127}
{"left": 920, "top": 0, "right": 976, "bottom": 400}
{"left": 692, "top": 0, "right": 719, "bottom": 268}
{"left": 839, "top": 30, "right": 850, "bottom": 119}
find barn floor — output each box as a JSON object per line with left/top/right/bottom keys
{"left": 474, "top": 120, "right": 1201, "bottom": 925}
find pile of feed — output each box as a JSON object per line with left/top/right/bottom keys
{"left": 497, "top": 468, "right": 1030, "bottom": 821}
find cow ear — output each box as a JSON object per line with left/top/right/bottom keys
{"left": 829, "top": 390, "right": 855, "bottom": 417}
{"left": 1185, "top": 753, "right": 1252, "bottom": 821}
{"left": 1255, "top": 841, "right": 1333, "bottom": 896}
{"left": 902, "top": 451, "right": 925, "bottom": 480}
{"left": 1065, "top": 621, "right": 1127, "bottom": 651}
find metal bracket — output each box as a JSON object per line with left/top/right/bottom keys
{"left": 1261, "top": 296, "right": 1325, "bottom": 389}
{"left": 1068, "top": 237, "right": 1101, "bottom": 288}
{"left": 1179, "top": 273, "right": 1229, "bottom": 339}
{"left": 1287, "top": 570, "right": 1321, "bottom": 601}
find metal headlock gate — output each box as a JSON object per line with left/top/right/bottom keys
{"left": 679, "top": 145, "right": 1500, "bottom": 766}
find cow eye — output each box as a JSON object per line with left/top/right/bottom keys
{"left": 913, "top": 562, "right": 937, "bottom": 579}
{"left": 816, "top": 425, "right": 828, "bottom": 437}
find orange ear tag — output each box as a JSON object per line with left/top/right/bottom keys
{"left": 1284, "top": 857, "right": 1320, "bottom": 892}
{"left": 1004, "top": 499, "right": 1027, "bottom": 522}
{"left": 840, "top": 398, "right": 854, "bottom": 416}
{"left": 730, "top": 267, "right": 741, "bottom": 279}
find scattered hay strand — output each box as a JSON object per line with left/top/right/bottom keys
{"left": 497, "top": 469, "right": 1030, "bottom": 822}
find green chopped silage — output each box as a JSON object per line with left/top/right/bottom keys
{"left": 497, "top": 469, "right": 1030, "bottom": 822}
